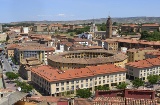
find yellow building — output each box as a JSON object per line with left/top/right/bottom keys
{"left": 47, "top": 50, "right": 128, "bottom": 70}
{"left": 126, "top": 47, "right": 158, "bottom": 62}
{"left": 5, "top": 44, "right": 18, "bottom": 58}
{"left": 103, "top": 40, "right": 119, "bottom": 51}
{"left": 30, "top": 64, "right": 126, "bottom": 96}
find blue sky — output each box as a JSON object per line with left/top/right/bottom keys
{"left": 0, "top": 0, "right": 160, "bottom": 23}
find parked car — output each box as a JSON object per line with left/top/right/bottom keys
{"left": 3, "top": 69, "right": 6, "bottom": 71}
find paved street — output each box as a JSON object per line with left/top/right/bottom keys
{"left": 2, "top": 55, "right": 13, "bottom": 72}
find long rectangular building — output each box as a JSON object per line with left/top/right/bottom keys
{"left": 30, "top": 64, "right": 126, "bottom": 96}
{"left": 126, "top": 56, "right": 160, "bottom": 81}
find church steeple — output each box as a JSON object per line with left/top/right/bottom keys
{"left": 106, "top": 16, "right": 112, "bottom": 39}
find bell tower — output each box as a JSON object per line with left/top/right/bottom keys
{"left": 106, "top": 16, "right": 112, "bottom": 39}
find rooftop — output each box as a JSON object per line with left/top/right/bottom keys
{"left": 30, "top": 64, "right": 126, "bottom": 82}
{"left": 47, "top": 50, "right": 128, "bottom": 64}
{"left": 126, "top": 56, "right": 160, "bottom": 68}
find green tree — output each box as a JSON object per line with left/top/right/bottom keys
{"left": 147, "top": 75, "right": 160, "bottom": 85}
{"left": 113, "top": 22, "right": 118, "bottom": 26}
{"left": 132, "top": 78, "right": 144, "bottom": 88}
{"left": 70, "top": 33, "right": 74, "bottom": 36}
{"left": 15, "top": 81, "right": 33, "bottom": 93}
{"left": 95, "top": 85, "right": 110, "bottom": 90}
{"left": 140, "top": 31, "right": 160, "bottom": 41}
{"left": 76, "top": 89, "right": 91, "bottom": 98}
{"left": 116, "top": 82, "right": 128, "bottom": 89}
{"left": 6, "top": 72, "right": 19, "bottom": 81}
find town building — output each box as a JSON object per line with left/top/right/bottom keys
{"left": 14, "top": 44, "right": 55, "bottom": 64}
{"left": 140, "top": 24, "right": 160, "bottom": 32}
{"left": 30, "top": 64, "right": 126, "bottom": 96}
{"left": 126, "top": 47, "right": 158, "bottom": 62}
{"left": 47, "top": 50, "right": 128, "bottom": 70}
{"left": 5, "top": 44, "right": 18, "bottom": 58}
{"left": 121, "top": 24, "right": 139, "bottom": 33}
{"left": 19, "top": 57, "right": 42, "bottom": 81}
{"left": 0, "top": 33, "right": 7, "bottom": 42}
{"left": 90, "top": 22, "right": 98, "bottom": 32}
{"left": 103, "top": 40, "right": 119, "bottom": 51}
{"left": 68, "top": 38, "right": 93, "bottom": 46}
{"left": 78, "top": 33, "right": 92, "bottom": 40}
{"left": 145, "top": 50, "right": 160, "bottom": 59}
{"left": 126, "top": 57, "right": 160, "bottom": 81}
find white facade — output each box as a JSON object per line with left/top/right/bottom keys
{"left": 126, "top": 65, "right": 160, "bottom": 81}
{"left": 78, "top": 33, "right": 92, "bottom": 41}
{"left": 90, "top": 23, "right": 98, "bottom": 32}
{"left": 60, "top": 44, "right": 65, "bottom": 52}
{"left": 32, "top": 71, "right": 126, "bottom": 96}
{"left": 23, "top": 27, "right": 29, "bottom": 33}
{"left": 126, "top": 57, "right": 160, "bottom": 81}
{"left": 121, "top": 47, "right": 128, "bottom": 53}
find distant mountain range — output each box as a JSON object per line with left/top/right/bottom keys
{"left": 9, "top": 17, "right": 160, "bottom": 24}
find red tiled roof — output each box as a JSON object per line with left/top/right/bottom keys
{"left": 142, "top": 24, "right": 159, "bottom": 27}
{"left": 126, "top": 56, "right": 160, "bottom": 68}
{"left": 30, "top": 64, "right": 126, "bottom": 82}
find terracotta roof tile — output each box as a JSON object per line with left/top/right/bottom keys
{"left": 30, "top": 64, "right": 126, "bottom": 82}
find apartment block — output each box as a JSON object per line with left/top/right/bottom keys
{"left": 14, "top": 45, "right": 54, "bottom": 64}
{"left": 30, "top": 64, "right": 126, "bottom": 96}
{"left": 126, "top": 57, "right": 160, "bottom": 81}
{"left": 126, "top": 47, "right": 158, "bottom": 62}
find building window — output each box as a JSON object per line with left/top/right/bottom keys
{"left": 86, "top": 79, "right": 88, "bottom": 82}
{"left": 90, "top": 79, "right": 92, "bottom": 81}
{"left": 66, "top": 81, "right": 69, "bottom": 85}
{"left": 56, "top": 83, "right": 59, "bottom": 86}
{"left": 71, "top": 81, "right": 74, "bottom": 84}
{"left": 76, "top": 81, "right": 79, "bottom": 83}
{"left": 103, "top": 80, "right": 105, "bottom": 83}
{"left": 103, "top": 76, "right": 105, "bottom": 79}
{"left": 61, "top": 87, "right": 64, "bottom": 91}
{"left": 86, "top": 83, "right": 88, "bottom": 87}
{"left": 99, "top": 81, "right": 101, "bottom": 84}
{"left": 76, "top": 85, "right": 79, "bottom": 89}
{"left": 56, "top": 88, "right": 59, "bottom": 92}
{"left": 61, "top": 82, "right": 64, "bottom": 86}
{"left": 71, "top": 86, "right": 74, "bottom": 90}
{"left": 66, "top": 86, "right": 69, "bottom": 90}
{"left": 81, "top": 84, "right": 83, "bottom": 88}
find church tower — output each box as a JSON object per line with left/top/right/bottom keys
{"left": 106, "top": 16, "right": 112, "bottom": 39}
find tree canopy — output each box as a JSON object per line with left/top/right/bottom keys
{"left": 67, "top": 26, "right": 90, "bottom": 34}
{"left": 140, "top": 31, "right": 160, "bottom": 41}
{"left": 95, "top": 85, "right": 110, "bottom": 91}
{"left": 6, "top": 72, "right": 19, "bottom": 80}
{"left": 15, "top": 81, "right": 33, "bottom": 93}
{"left": 116, "top": 82, "right": 128, "bottom": 89}
{"left": 147, "top": 75, "right": 160, "bottom": 85}
{"left": 97, "top": 23, "right": 106, "bottom": 31}
{"left": 132, "top": 78, "right": 144, "bottom": 88}
{"left": 76, "top": 89, "right": 92, "bottom": 98}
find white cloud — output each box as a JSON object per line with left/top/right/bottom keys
{"left": 57, "top": 14, "right": 66, "bottom": 17}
